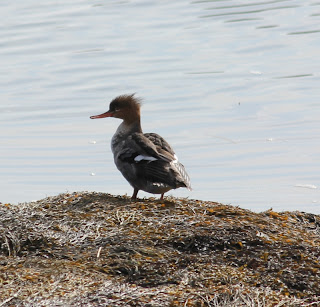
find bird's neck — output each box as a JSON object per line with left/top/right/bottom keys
{"left": 116, "top": 119, "right": 142, "bottom": 136}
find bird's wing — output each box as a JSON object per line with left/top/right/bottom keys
{"left": 144, "top": 133, "right": 192, "bottom": 190}
{"left": 143, "top": 133, "right": 177, "bottom": 162}
{"left": 124, "top": 132, "right": 174, "bottom": 162}
{"left": 115, "top": 133, "right": 183, "bottom": 187}
{"left": 116, "top": 133, "right": 165, "bottom": 164}
{"left": 116, "top": 146, "right": 173, "bottom": 185}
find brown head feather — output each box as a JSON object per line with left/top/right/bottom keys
{"left": 109, "top": 94, "right": 142, "bottom": 124}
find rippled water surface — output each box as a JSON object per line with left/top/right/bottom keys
{"left": 1, "top": 0, "right": 320, "bottom": 213}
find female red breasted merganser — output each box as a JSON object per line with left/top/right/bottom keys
{"left": 90, "top": 94, "right": 191, "bottom": 200}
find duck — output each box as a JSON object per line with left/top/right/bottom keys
{"left": 90, "top": 94, "right": 191, "bottom": 200}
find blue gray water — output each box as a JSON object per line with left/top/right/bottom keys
{"left": 1, "top": 0, "right": 320, "bottom": 213}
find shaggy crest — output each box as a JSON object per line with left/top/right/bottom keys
{"left": 109, "top": 94, "right": 142, "bottom": 112}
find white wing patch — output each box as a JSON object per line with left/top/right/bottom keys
{"left": 134, "top": 155, "right": 158, "bottom": 162}
{"left": 170, "top": 154, "right": 179, "bottom": 165}
{"left": 173, "top": 154, "right": 179, "bottom": 162}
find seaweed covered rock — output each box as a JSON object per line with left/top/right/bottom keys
{"left": 0, "top": 192, "right": 319, "bottom": 306}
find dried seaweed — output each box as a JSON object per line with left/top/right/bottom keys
{"left": 0, "top": 192, "right": 319, "bottom": 306}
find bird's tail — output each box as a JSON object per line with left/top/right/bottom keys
{"left": 174, "top": 161, "right": 192, "bottom": 191}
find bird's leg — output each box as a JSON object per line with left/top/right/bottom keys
{"left": 160, "top": 193, "right": 164, "bottom": 200}
{"left": 131, "top": 188, "right": 139, "bottom": 200}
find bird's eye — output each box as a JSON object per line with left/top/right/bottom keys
{"left": 114, "top": 108, "right": 120, "bottom": 112}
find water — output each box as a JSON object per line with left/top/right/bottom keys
{"left": 1, "top": 0, "right": 320, "bottom": 213}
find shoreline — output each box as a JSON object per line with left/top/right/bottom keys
{"left": 1, "top": 192, "right": 319, "bottom": 306}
